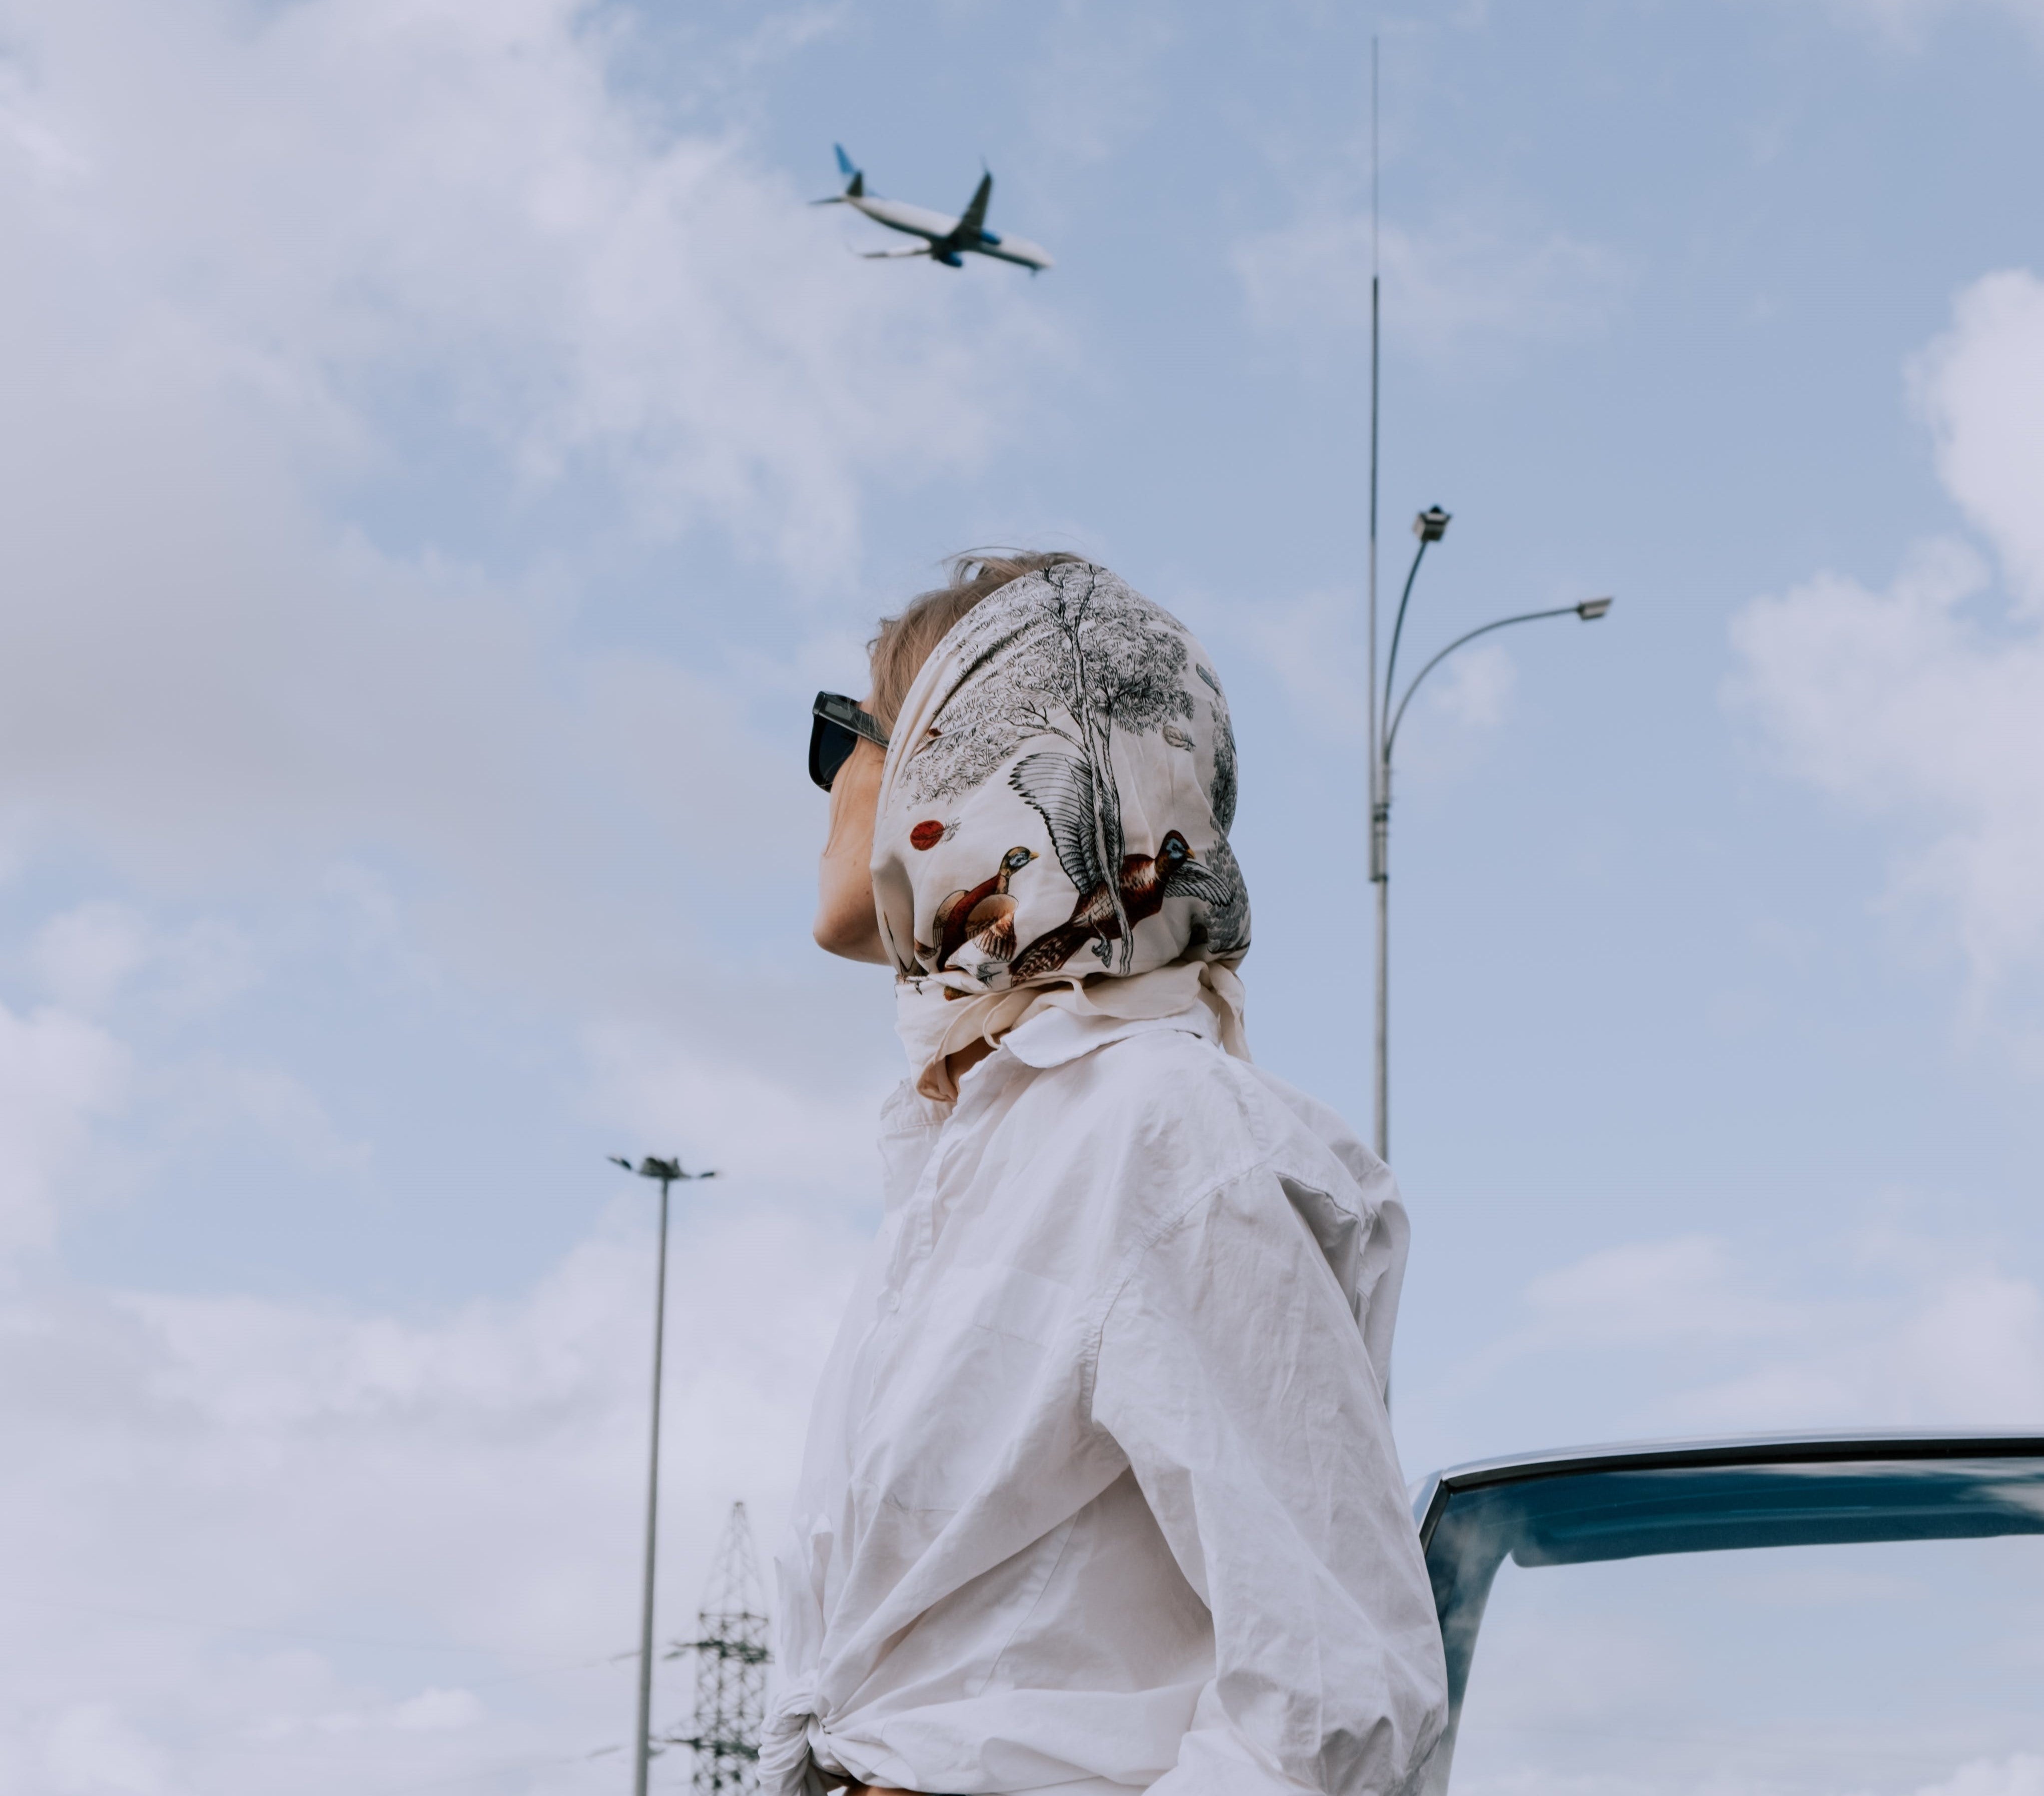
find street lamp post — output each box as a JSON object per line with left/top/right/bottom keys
{"left": 608, "top": 1153, "right": 718, "bottom": 1796}
{"left": 1368, "top": 508, "right": 1612, "bottom": 1164}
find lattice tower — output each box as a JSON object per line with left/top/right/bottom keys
{"left": 665, "top": 1501, "right": 771, "bottom": 1793}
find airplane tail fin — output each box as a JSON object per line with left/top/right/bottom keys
{"left": 834, "top": 143, "right": 865, "bottom": 198}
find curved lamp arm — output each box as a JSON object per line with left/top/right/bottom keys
{"left": 1381, "top": 536, "right": 1433, "bottom": 752}
{"left": 1384, "top": 599, "right": 1612, "bottom": 762}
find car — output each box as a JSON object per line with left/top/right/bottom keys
{"left": 1411, "top": 1431, "right": 2044, "bottom": 1794}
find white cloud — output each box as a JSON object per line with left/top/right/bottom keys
{"left": 1730, "top": 271, "right": 2044, "bottom": 1008}
{"left": 0, "top": 1197, "right": 856, "bottom": 1793}
{"left": 1678, "top": 1261, "right": 2044, "bottom": 1432}
{"left": 1426, "top": 639, "right": 1516, "bottom": 733}
{"left": 1023, "top": 2, "right": 1176, "bottom": 172}
{"left": 1521, "top": 1235, "right": 1795, "bottom": 1349}
{"left": 1463, "top": 1229, "right": 2044, "bottom": 1440}
{"left": 1826, "top": 0, "right": 2044, "bottom": 50}
{"left": 1917, "top": 1756, "right": 2044, "bottom": 1796}
{"left": 0, "top": 29, "right": 933, "bottom": 1779}
{"left": 26, "top": 903, "right": 259, "bottom": 1023}
{"left": 0, "top": 0, "right": 1077, "bottom": 1199}
{"left": 236, "top": 1683, "right": 490, "bottom": 1744}
{"left": 1913, "top": 271, "right": 2044, "bottom": 612}
{"left": 580, "top": 1018, "right": 896, "bottom": 1188}
{"left": 0, "top": 997, "right": 129, "bottom": 1259}
{"left": 0, "top": 0, "right": 1045, "bottom": 575}
{"left": 1233, "top": 589, "right": 1367, "bottom": 744}
{"left": 160, "top": 1057, "right": 371, "bottom": 1177}
{"left": 0, "top": 0, "right": 1058, "bottom": 1009}
{"left": 43, "top": 1703, "right": 172, "bottom": 1796}
{"left": 393, "top": 1687, "right": 486, "bottom": 1733}
{"left": 1231, "top": 588, "right": 1520, "bottom": 760}
{"left": 29, "top": 903, "right": 153, "bottom": 1016}
{"left": 1235, "top": 212, "right": 1627, "bottom": 356}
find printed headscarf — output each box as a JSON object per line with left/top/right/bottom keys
{"left": 873, "top": 560, "right": 1252, "bottom": 1100}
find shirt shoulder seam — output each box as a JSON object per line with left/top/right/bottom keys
{"left": 1075, "top": 1053, "right": 1301, "bottom": 1423}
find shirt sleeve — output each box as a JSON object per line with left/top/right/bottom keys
{"left": 1090, "top": 1167, "right": 1448, "bottom": 1796}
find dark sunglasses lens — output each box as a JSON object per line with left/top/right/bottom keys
{"left": 809, "top": 715, "right": 857, "bottom": 791}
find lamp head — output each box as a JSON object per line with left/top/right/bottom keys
{"left": 1576, "top": 596, "right": 1614, "bottom": 620}
{"left": 1413, "top": 506, "right": 1452, "bottom": 543}
{"left": 611, "top": 1153, "right": 717, "bottom": 1180}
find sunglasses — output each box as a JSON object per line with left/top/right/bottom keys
{"left": 809, "top": 691, "right": 892, "bottom": 791}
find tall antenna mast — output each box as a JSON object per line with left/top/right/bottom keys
{"left": 1368, "top": 32, "right": 1380, "bottom": 762}
{"left": 1368, "top": 35, "right": 1388, "bottom": 1155}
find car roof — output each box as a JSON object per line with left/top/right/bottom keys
{"left": 1411, "top": 1428, "right": 2044, "bottom": 1546}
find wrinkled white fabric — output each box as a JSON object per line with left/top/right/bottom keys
{"left": 762, "top": 1003, "right": 1448, "bottom": 1796}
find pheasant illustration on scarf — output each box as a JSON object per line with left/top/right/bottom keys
{"left": 872, "top": 561, "right": 1251, "bottom": 1098}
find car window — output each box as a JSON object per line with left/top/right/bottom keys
{"left": 1450, "top": 1534, "right": 2044, "bottom": 1796}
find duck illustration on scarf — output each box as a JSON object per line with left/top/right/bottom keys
{"left": 932, "top": 844, "right": 1038, "bottom": 972}
{"left": 1005, "top": 755, "right": 1233, "bottom": 980}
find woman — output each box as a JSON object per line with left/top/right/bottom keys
{"left": 766, "top": 554, "right": 1446, "bottom": 1796}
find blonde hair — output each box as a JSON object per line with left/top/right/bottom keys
{"left": 868, "top": 550, "right": 1082, "bottom": 731}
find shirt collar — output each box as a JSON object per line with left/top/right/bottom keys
{"left": 1001, "top": 1000, "right": 1217, "bottom": 1071}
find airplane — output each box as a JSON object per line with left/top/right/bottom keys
{"left": 813, "top": 145, "right": 1054, "bottom": 273}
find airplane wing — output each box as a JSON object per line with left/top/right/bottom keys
{"left": 859, "top": 244, "right": 932, "bottom": 259}
{"left": 948, "top": 170, "right": 993, "bottom": 248}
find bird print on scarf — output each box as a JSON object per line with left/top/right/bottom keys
{"left": 932, "top": 845, "right": 1038, "bottom": 971}
{"left": 1006, "top": 751, "right": 1235, "bottom": 981}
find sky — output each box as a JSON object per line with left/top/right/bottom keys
{"left": 2, "top": 0, "right": 2043, "bottom": 1790}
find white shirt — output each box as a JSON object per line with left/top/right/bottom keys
{"left": 762, "top": 1005, "right": 1447, "bottom": 1796}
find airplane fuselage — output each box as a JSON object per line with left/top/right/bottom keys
{"left": 848, "top": 194, "right": 1054, "bottom": 271}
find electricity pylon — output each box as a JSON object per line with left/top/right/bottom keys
{"left": 665, "top": 1501, "right": 771, "bottom": 1793}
